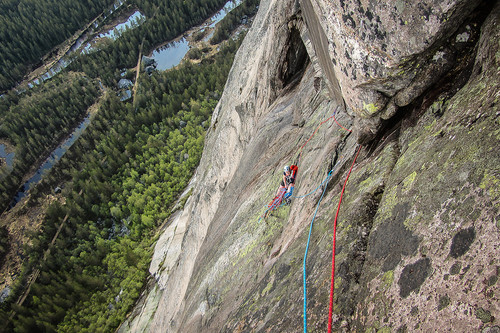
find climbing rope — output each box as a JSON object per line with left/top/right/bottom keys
{"left": 296, "top": 105, "right": 351, "bottom": 161}
{"left": 327, "top": 144, "right": 362, "bottom": 333}
{"left": 298, "top": 114, "right": 335, "bottom": 153}
{"left": 303, "top": 169, "right": 333, "bottom": 333}
{"left": 293, "top": 174, "right": 332, "bottom": 199}
{"left": 259, "top": 106, "right": 352, "bottom": 221}
{"left": 292, "top": 155, "right": 346, "bottom": 200}
{"left": 333, "top": 112, "right": 352, "bottom": 133}
{"left": 301, "top": 152, "right": 347, "bottom": 332}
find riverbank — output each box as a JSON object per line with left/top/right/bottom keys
{"left": 0, "top": 140, "right": 15, "bottom": 153}
{"left": 13, "top": 2, "right": 139, "bottom": 93}
{"left": 149, "top": 19, "right": 253, "bottom": 71}
{"left": 4, "top": 77, "right": 106, "bottom": 212}
{"left": 17, "top": 15, "right": 103, "bottom": 92}
{"left": 146, "top": 0, "right": 251, "bottom": 70}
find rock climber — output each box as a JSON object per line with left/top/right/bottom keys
{"left": 264, "top": 164, "right": 299, "bottom": 218}
{"left": 284, "top": 164, "right": 297, "bottom": 204}
{"left": 275, "top": 165, "right": 297, "bottom": 204}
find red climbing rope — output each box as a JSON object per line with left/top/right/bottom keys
{"left": 299, "top": 114, "right": 334, "bottom": 152}
{"left": 327, "top": 144, "right": 362, "bottom": 333}
{"left": 298, "top": 107, "right": 352, "bottom": 157}
{"left": 333, "top": 113, "right": 352, "bottom": 133}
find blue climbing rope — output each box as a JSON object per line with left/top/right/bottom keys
{"left": 303, "top": 169, "right": 334, "bottom": 332}
{"left": 293, "top": 172, "right": 333, "bottom": 199}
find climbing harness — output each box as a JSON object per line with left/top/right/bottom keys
{"left": 264, "top": 188, "right": 287, "bottom": 218}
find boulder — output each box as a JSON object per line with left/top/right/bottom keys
{"left": 119, "top": 90, "right": 132, "bottom": 101}
{"left": 117, "top": 78, "right": 133, "bottom": 89}
{"left": 0, "top": 286, "right": 11, "bottom": 303}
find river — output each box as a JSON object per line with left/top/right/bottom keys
{"left": 0, "top": 144, "right": 15, "bottom": 169}
{"left": 8, "top": 115, "right": 91, "bottom": 209}
{"left": 97, "top": 10, "right": 145, "bottom": 40}
{"left": 149, "top": 0, "right": 244, "bottom": 70}
{"left": 28, "top": 1, "right": 143, "bottom": 88}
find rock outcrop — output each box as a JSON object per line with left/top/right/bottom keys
{"left": 119, "top": 0, "right": 499, "bottom": 332}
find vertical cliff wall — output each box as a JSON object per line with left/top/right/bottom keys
{"left": 120, "top": 0, "right": 499, "bottom": 331}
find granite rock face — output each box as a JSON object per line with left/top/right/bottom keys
{"left": 119, "top": 0, "right": 499, "bottom": 332}
{"left": 305, "top": 0, "right": 485, "bottom": 142}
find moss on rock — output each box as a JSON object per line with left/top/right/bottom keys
{"left": 437, "top": 295, "right": 450, "bottom": 311}
{"left": 475, "top": 307, "right": 493, "bottom": 323}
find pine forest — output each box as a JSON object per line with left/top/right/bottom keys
{"left": 0, "top": 0, "right": 259, "bottom": 331}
